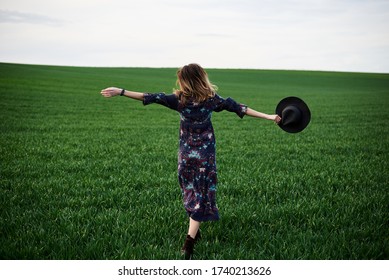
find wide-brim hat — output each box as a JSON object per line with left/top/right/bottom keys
{"left": 276, "top": 96, "right": 311, "bottom": 133}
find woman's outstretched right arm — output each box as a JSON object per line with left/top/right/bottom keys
{"left": 246, "top": 107, "right": 282, "bottom": 124}
{"left": 100, "top": 87, "right": 144, "bottom": 101}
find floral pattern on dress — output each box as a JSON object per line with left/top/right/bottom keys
{"left": 143, "top": 92, "right": 247, "bottom": 221}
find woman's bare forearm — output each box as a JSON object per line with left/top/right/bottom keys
{"left": 121, "top": 90, "right": 144, "bottom": 101}
{"left": 246, "top": 107, "right": 281, "bottom": 123}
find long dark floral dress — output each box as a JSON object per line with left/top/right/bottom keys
{"left": 143, "top": 93, "right": 247, "bottom": 221}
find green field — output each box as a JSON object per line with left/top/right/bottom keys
{"left": 0, "top": 62, "right": 388, "bottom": 260}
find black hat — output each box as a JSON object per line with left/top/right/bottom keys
{"left": 276, "top": 96, "right": 311, "bottom": 133}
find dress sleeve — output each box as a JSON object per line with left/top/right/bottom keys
{"left": 143, "top": 93, "right": 179, "bottom": 111}
{"left": 214, "top": 94, "right": 248, "bottom": 118}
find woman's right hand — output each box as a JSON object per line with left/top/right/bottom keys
{"left": 100, "top": 87, "right": 121, "bottom": 98}
{"left": 270, "top": 114, "right": 282, "bottom": 124}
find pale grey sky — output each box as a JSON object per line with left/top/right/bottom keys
{"left": 1, "top": 0, "right": 389, "bottom": 72}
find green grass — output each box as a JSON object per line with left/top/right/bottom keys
{"left": 0, "top": 62, "right": 388, "bottom": 260}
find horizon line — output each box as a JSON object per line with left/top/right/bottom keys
{"left": 1, "top": 61, "right": 388, "bottom": 75}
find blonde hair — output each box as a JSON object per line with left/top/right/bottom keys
{"left": 174, "top": 63, "right": 217, "bottom": 104}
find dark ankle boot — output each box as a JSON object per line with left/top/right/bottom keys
{"left": 181, "top": 235, "right": 195, "bottom": 260}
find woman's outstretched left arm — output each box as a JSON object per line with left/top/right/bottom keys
{"left": 246, "top": 107, "right": 281, "bottom": 124}
{"left": 100, "top": 87, "right": 144, "bottom": 101}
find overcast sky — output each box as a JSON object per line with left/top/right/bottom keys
{"left": 1, "top": 0, "right": 389, "bottom": 73}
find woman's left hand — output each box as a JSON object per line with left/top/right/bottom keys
{"left": 100, "top": 87, "right": 121, "bottom": 98}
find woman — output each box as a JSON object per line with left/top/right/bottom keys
{"left": 101, "top": 63, "right": 281, "bottom": 259}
